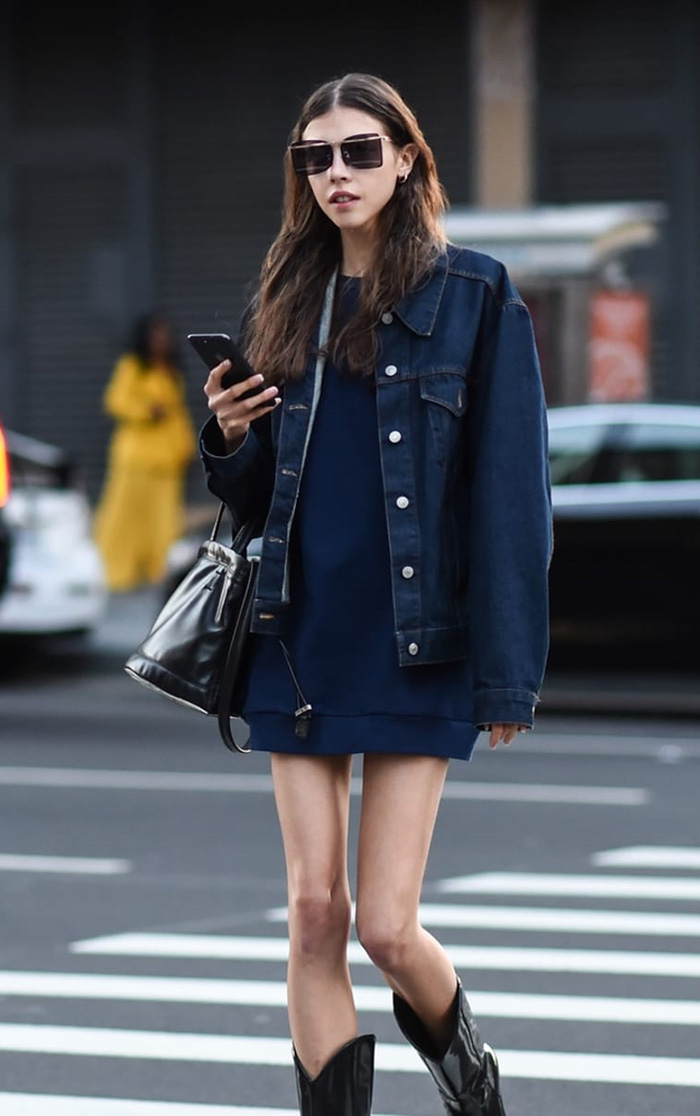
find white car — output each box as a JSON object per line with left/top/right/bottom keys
{"left": 0, "top": 429, "right": 108, "bottom": 638}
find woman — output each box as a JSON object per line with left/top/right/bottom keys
{"left": 200, "top": 73, "right": 552, "bottom": 1116}
{"left": 94, "top": 310, "right": 196, "bottom": 591}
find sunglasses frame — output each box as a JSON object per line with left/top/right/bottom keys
{"left": 289, "top": 133, "right": 393, "bottom": 176}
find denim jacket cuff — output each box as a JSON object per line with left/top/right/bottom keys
{"left": 199, "top": 415, "right": 259, "bottom": 479}
{"left": 474, "top": 687, "right": 539, "bottom": 730}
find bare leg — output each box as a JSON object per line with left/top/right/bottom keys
{"left": 355, "top": 752, "right": 458, "bottom": 1052}
{"left": 270, "top": 751, "right": 356, "bottom": 1077}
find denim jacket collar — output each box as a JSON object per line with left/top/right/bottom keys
{"left": 393, "top": 251, "right": 449, "bottom": 336}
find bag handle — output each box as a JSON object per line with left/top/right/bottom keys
{"left": 209, "top": 500, "right": 265, "bottom": 555}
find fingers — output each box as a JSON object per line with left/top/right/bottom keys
{"left": 205, "top": 362, "right": 269, "bottom": 402}
{"left": 488, "top": 725, "right": 503, "bottom": 750}
{"left": 487, "top": 723, "right": 527, "bottom": 749}
{"left": 205, "top": 362, "right": 280, "bottom": 436}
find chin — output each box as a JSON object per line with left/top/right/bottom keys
{"left": 325, "top": 209, "right": 372, "bottom": 232}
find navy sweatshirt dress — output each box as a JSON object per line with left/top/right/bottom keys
{"left": 240, "top": 275, "right": 480, "bottom": 762}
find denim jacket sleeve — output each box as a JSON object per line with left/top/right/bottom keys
{"left": 199, "top": 412, "right": 275, "bottom": 531}
{"left": 466, "top": 296, "right": 553, "bottom": 730}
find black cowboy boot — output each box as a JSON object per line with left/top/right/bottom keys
{"left": 393, "top": 977, "right": 506, "bottom": 1116}
{"left": 294, "top": 1032, "right": 375, "bottom": 1116}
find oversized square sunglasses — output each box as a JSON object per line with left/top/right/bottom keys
{"left": 289, "top": 133, "right": 392, "bottom": 176}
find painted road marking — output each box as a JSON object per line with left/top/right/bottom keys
{"left": 0, "top": 854, "right": 130, "bottom": 875}
{"left": 4, "top": 971, "right": 700, "bottom": 1025}
{"left": 0, "top": 767, "right": 648, "bottom": 805}
{"left": 267, "top": 903, "right": 700, "bottom": 937}
{"left": 437, "top": 872, "right": 700, "bottom": 901}
{"left": 593, "top": 846, "right": 700, "bottom": 869}
{"left": 69, "top": 932, "right": 700, "bottom": 977}
{"left": 0, "top": 1026, "right": 698, "bottom": 1086}
{"left": 0, "top": 1097, "right": 398, "bottom": 1116}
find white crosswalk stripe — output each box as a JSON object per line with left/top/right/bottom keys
{"left": 4, "top": 971, "right": 700, "bottom": 1025}
{"left": 3, "top": 853, "right": 700, "bottom": 1110}
{"left": 6, "top": 973, "right": 700, "bottom": 1022}
{"left": 0, "top": 1097, "right": 394, "bottom": 1116}
{"left": 71, "top": 932, "right": 700, "bottom": 977}
{"left": 268, "top": 901, "right": 700, "bottom": 936}
{"left": 0, "top": 766, "right": 650, "bottom": 804}
{"left": 592, "top": 845, "right": 700, "bottom": 869}
{"left": 1, "top": 1024, "right": 700, "bottom": 1086}
{"left": 437, "top": 871, "right": 700, "bottom": 900}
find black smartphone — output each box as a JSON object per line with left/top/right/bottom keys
{"left": 187, "top": 332, "right": 262, "bottom": 401}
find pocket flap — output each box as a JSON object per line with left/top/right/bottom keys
{"left": 419, "top": 372, "right": 468, "bottom": 417}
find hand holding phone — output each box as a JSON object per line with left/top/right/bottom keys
{"left": 187, "top": 332, "right": 263, "bottom": 401}
{"left": 193, "top": 331, "right": 280, "bottom": 452}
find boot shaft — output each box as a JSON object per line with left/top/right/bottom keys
{"left": 393, "top": 979, "right": 506, "bottom": 1116}
{"left": 294, "top": 1032, "right": 376, "bottom": 1116}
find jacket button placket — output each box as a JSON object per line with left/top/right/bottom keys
{"left": 378, "top": 372, "right": 421, "bottom": 660}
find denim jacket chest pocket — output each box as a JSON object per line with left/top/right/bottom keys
{"left": 418, "top": 369, "right": 469, "bottom": 466}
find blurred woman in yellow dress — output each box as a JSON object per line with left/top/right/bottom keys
{"left": 93, "top": 310, "right": 196, "bottom": 591}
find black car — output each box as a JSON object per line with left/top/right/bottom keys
{"left": 0, "top": 419, "right": 10, "bottom": 598}
{"left": 546, "top": 401, "right": 700, "bottom": 670}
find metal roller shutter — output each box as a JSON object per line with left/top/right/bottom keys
{"left": 10, "top": 5, "right": 131, "bottom": 498}
{"left": 15, "top": 164, "right": 128, "bottom": 494}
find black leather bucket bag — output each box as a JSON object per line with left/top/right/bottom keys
{"left": 124, "top": 503, "right": 262, "bottom": 753}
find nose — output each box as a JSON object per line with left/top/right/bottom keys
{"left": 328, "top": 146, "right": 349, "bottom": 180}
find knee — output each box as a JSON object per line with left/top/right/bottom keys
{"left": 356, "top": 908, "right": 417, "bottom": 976}
{"left": 288, "top": 886, "right": 352, "bottom": 958}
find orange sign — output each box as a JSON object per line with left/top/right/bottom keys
{"left": 588, "top": 291, "right": 650, "bottom": 402}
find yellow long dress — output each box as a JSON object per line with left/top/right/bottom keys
{"left": 93, "top": 354, "right": 197, "bottom": 591}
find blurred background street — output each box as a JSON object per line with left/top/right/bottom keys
{"left": 1, "top": 1, "right": 699, "bottom": 1113}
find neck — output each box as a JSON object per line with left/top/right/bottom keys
{"left": 340, "top": 227, "right": 376, "bottom": 278}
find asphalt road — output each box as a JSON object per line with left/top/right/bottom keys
{"left": 0, "top": 615, "right": 699, "bottom": 1116}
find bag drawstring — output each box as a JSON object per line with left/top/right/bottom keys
{"left": 278, "top": 638, "right": 312, "bottom": 739}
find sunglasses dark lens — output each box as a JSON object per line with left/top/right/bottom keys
{"left": 290, "top": 143, "right": 333, "bottom": 176}
{"left": 341, "top": 136, "right": 383, "bottom": 169}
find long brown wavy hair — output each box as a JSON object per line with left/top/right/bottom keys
{"left": 243, "top": 72, "right": 448, "bottom": 381}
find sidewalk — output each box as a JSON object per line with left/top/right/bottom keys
{"left": 92, "top": 587, "right": 700, "bottom": 720}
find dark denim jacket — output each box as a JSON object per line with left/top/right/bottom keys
{"left": 200, "top": 243, "right": 553, "bottom": 729}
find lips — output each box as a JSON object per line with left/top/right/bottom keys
{"left": 330, "top": 191, "right": 359, "bottom": 204}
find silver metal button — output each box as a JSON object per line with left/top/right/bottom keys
{"left": 389, "top": 430, "right": 402, "bottom": 443}
{"left": 385, "top": 364, "right": 398, "bottom": 376}
{"left": 402, "top": 565, "right": 414, "bottom": 579}
{"left": 408, "top": 642, "right": 419, "bottom": 656}
{"left": 396, "top": 496, "right": 409, "bottom": 509}
{"left": 382, "top": 313, "right": 394, "bottom": 325}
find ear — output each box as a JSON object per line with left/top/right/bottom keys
{"left": 397, "top": 142, "right": 418, "bottom": 180}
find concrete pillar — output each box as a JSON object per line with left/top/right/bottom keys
{"left": 471, "top": 0, "right": 535, "bottom": 208}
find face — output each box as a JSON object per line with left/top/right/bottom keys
{"left": 149, "top": 321, "right": 171, "bottom": 361}
{"left": 300, "top": 106, "right": 415, "bottom": 236}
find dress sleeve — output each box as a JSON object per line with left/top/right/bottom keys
{"left": 465, "top": 296, "right": 554, "bottom": 730}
